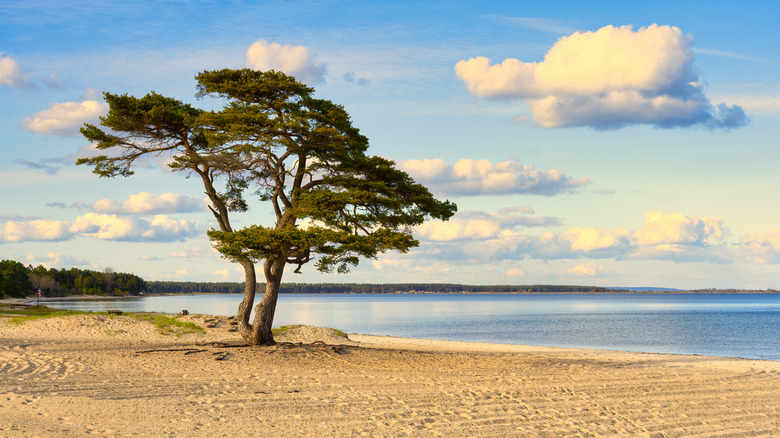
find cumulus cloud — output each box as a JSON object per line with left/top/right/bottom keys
{"left": 372, "top": 255, "right": 452, "bottom": 277}
{"left": 1, "top": 214, "right": 197, "bottom": 243}
{"left": 92, "top": 192, "right": 205, "bottom": 215}
{"left": 742, "top": 231, "right": 780, "bottom": 264}
{"left": 22, "top": 98, "right": 107, "bottom": 136}
{"left": 244, "top": 39, "right": 326, "bottom": 84}
{"left": 213, "top": 269, "right": 231, "bottom": 279}
{"left": 631, "top": 211, "right": 725, "bottom": 247}
{"left": 0, "top": 220, "right": 72, "bottom": 242}
{"left": 529, "top": 211, "right": 726, "bottom": 261}
{"left": 372, "top": 257, "right": 413, "bottom": 271}
{"left": 455, "top": 24, "right": 748, "bottom": 130}
{"left": 399, "top": 158, "right": 589, "bottom": 196}
{"left": 414, "top": 210, "right": 731, "bottom": 265}
{"left": 415, "top": 206, "right": 560, "bottom": 242}
{"left": 534, "top": 226, "right": 632, "bottom": 259}
{"left": 505, "top": 267, "right": 525, "bottom": 277}
{"left": 0, "top": 53, "right": 30, "bottom": 88}
{"left": 24, "top": 252, "right": 89, "bottom": 269}
{"left": 175, "top": 268, "right": 191, "bottom": 277}
{"left": 69, "top": 213, "right": 197, "bottom": 242}
{"left": 567, "top": 262, "right": 609, "bottom": 277}
{"left": 169, "top": 246, "right": 207, "bottom": 258}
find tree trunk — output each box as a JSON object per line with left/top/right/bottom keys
{"left": 248, "top": 257, "right": 285, "bottom": 345}
{"left": 236, "top": 258, "right": 257, "bottom": 342}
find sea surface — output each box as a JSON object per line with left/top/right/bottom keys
{"left": 43, "top": 293, "right": 780, "bottom": 361}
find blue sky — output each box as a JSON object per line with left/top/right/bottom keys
{"left": 2, "top": 0, "right": 779, "bottom": 288}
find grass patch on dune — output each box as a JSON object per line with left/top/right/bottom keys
{"left": 271, "top": 325, "right": 297, "bottom": 336}
{"left": 130, "top": 313, "right": 205, "bottom": 337}
{"left": 273, "top": 324, "right": 347, "bottom": 338}
{"left": 0, "top": 304, "right": 88, "bottom": 325}
{"left": 1, "top": 304, "right": 204, "bottom": 337}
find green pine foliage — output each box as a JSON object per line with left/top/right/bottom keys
{"left": 0, "top": 260, "right": 32, "bottom": 299}
{"left": 77, "top": 68, "right": 456, "bottom": 344}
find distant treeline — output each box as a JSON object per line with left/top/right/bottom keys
{"left": 686, "top": 288, "right": 778, "bottom": 293}
{"left": 0, "top": 259, "right": 147, "bottom": 298}
{"left": 146, "top": 281, "right": 623, "bottom": 294}
{"left": 6, "top": 260, "right": 776, "bottom": 300}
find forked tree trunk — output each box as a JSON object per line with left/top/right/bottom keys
{"left": 238, "top": 258, "right": 286, "bottom": 345}
{"left": 236, "top": 258, "right": 257, "bottom": 342}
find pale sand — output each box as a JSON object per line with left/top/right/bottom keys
{"left": 1, "top": 313, "right": 779, "bottom": 437}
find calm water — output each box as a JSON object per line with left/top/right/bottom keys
{"left": 43, "top": 293, "right": 780, "bottom": 361}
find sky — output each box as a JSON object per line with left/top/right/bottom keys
{"left": 1, "top": 0, "right": 779, "bottom": 289}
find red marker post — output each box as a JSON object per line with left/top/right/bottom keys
{"left": 37, "top": 288, "right": 41, "bottom": 306}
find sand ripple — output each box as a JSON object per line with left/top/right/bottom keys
{"left": 1, "top": 314, "right": 778, "bottom": 437}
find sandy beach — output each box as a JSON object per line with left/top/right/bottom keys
{"left": 1, "top": 312, "right": 778, "bottom": 437}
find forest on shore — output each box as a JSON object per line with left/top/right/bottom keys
{"left": 0, "top": 259, "right": 146, "bottom": 299}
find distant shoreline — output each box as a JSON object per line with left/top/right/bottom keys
{"left": 3, "top": 288, "right": 779, "bottom": 305}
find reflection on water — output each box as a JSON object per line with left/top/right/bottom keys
{"left": 43, "top": 293, "right": 780, "bottom": 361}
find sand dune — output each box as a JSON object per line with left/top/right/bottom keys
{"left": 1, "top": 313, "right": 778, "bottom": 437}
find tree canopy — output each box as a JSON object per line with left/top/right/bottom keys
{"left": 0, "top": 261, "right": 146, "bottom": 298}
{"left": 79, "top": 68, "right": 456, "bottom": 344}
{"left": 0, "top": 260, "right": 32, "bottom": 299}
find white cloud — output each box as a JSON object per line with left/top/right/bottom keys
{"left": 169, "top": 246, "right": 206, "bottom": 258}
{"left": 0, "top": 220, "right": 72, "bottom": 242}
{"left": 631, "top": 211, "right": 725, "bottom": 247}
{"left": 22, "top": 98, "right": 107, "bottom": 136}
{"left": 370, "top": 255, "right": 456, "bottom": 277}
{"left": 399, "top": 158, "right": 589, "bottom": 196}
{"left": 415, "top": 207, "right": 560, "bottom": 242}
{"left": 93, "top": 192, "right": 205, "bottom": 215}
{"left": 372, "top": 257, "right": 412, "bottom": 271}
{"left": 0, "top": 53, "right": 29, "bottom": 88}
{"left": 534, "top": 227, "right": 632, "bottom": 258}
{"left": 742, "top": 231, "right": 780, "bottom": 264}
{"left": 24, "top": 252, "right": 89, "bottom": 269}
{"left": 529, "top": 212, "right": 725, "bottom": 261}
{"left": 244, "top": 39, "right": 326, "bottom": 84}
{"left": 1, "top": 213, "right": 198, "bottom": 243}
{"left": 69, "top": 213, "right": 138, "bottom": 240}
{"left": 506, "top": 267, "right": 525, "bottom": 277}
{"left": 213, "top": 269, "right": 231, "bottom": 278}
{"left": 141, "top": 215, "right": 198, "bottom": 241}
{"left": 175, "top": 268, "right": 190, "bottom": 277}
{"left": 455, "top": 24, "right": 748, "bottom": 130}
{"left": 567, "top": 262, "right": 609, "bottom": 277}
{"left": 564, "top": 227, "right": 633, "bottom": 252}
{"left": 413, "top": 210, "right": 732, "bottom": 265}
